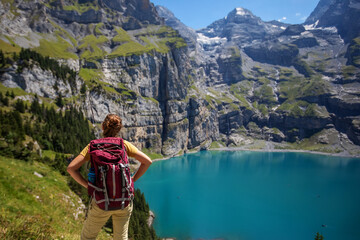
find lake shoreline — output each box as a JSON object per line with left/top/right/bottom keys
{"left": 151, "top": 144, "right": 360, "bottom": 162}
{"left": 208, "top": 147, "right": 360, "bottom": 158}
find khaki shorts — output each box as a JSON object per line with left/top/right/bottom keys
{"left": 81, "top": 200, "right": 133, "bottom": 240}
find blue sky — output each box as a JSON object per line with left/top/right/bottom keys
{"left": 150, "top": 0, "right": 320, "bottom": 30}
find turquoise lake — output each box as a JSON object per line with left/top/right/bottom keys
{"left": 136, "top": 151, "right": 360, "bottom": 240}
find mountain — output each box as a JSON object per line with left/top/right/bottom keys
{"left": 1, "top": 0, "right": 360, "bottom": 157}
{"left": 198, "top": 7, "right": 288, "bottom": 44}
{"left": 305, "top": 0, "right": 360, "bottom": 42}
{"left": 155, "top": 5, "right": 197, "bottom": 51}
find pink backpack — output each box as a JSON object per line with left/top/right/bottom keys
{"left": 88, "top": 137, "right": 134, "bottom": 210}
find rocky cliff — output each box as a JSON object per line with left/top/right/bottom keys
{"left": 1, "top": 0, "right": 360, "bottom": 157}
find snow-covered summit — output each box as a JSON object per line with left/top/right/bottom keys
{"left": 236, "top": 7, "right": 246, "bottom": 16}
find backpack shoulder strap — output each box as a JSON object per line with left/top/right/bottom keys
{"left": 117, "top": 137, "right": 127, "bottom": 162}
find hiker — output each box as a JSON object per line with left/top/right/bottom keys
{"left": 67, "top": 113, "right": 152, "bottom": 240}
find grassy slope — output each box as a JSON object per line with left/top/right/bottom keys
{"left": 0, "top": 156, "right": 110, "bottom": 240}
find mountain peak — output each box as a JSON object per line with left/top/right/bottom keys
{"left": 227, "top": 7, "right": 257, "bottom": 18}
{"left": 235, "top": 7, "right": 247, "bottom": 16}
{"left": 223, "top": 7, "right": 261, "bottom": 26}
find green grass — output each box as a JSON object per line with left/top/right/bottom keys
{"left": 230, "top": 81, "right": 253, "bottom": 94}
{"left": 253, "top": 84, "right": 277, "bottom": 104}
{"left": 251, "top": 66, "right": 268, "bottom": 77}
{"left": 229, "top": 82, "right": 253, "bottom": 109}
{"left": 277, "top": 100, "right": 308, "bottom": 117}
{"left": 347, "top": 37, "right": 360, "bottom": 66}
{"left": 300, "top": 76, "right": 331, "bottom": 97}
{"left": 95, "top": 23, "right": 104, "bottom": 35}
{"left": 0, "top": 155, "right": 111, "bottom": 239}
{"left": 0, "top": 83, "right": 28, "bottom": 96}
{"left": 287, "top": 137, "right": 341, "bottom": 153}
{"left": 109, "top": 25, "right": 186, "bottom": 58}
{"left": 79, "top": 68, "right": 103, "bottom": 82}
{"left": 79, "top": 68, "right": 138, "bottom": 98}
{"left": 137, "top": 25, "right": 186, "bottom": 52}
{"left": 109, "top": 41, "right": 149, "bottom": 58}
{"left": 278, "top": 68, "right": 294, "bottom": 79}
{"left": 141, "top": 148, "right": 163, "bottom": 160}
{"left": 209, "top": 141, "right": 225, "bottom": 149}
{"left": 116, "top": 83, "right": 137, "bottom": 97}
{"left": 49, "top": 20, "right": 77, "bottom": 46}
{"left": 277, "top": 100, "right": 329, "bottom": 118}
{"left": 278, "top": 74, "right": 330, "bottom": 101}
{"left": 79, "top": 35, "right": 108, "bottom": 60}
{"left": 62, "top": 1, "right": 99, "bottom": 14}
{"left": 34, "top": 37, "right": 78, "bottom": 59}
{"left": 42, "top": 150, "right": 58, "bottom": 160}
{"left": 0, "top": 38, "right": 21, "bottom": 55}
{"left": 234, "top": 94, "right": 251, "bottom": 109}
{"left": 112, "top": 27, "right": 132, "bottom": 43}
{"left": 143, "top": 96, "right": 159, "bottom": 104}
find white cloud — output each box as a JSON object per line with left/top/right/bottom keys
{"left": 295, "top": 13, "right": 301, "bottom": 17}
{"left": 278, "top": 16, "right": 287, "bottom": 22}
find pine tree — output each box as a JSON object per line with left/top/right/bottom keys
{"left": 15, "top": 99, "right": 25, "bottom": 113}
{"left": 3, "top": 96, "right": 9, "bottom": 106}
{"left": 56, "top": 93, "right": 64, "bottom": 108}
{"left": 0, "top": 50, "right": 5, "bottom": 67}
{"left": 80, "top": 83, "right": 87, "bottom": 94}
{"left": 30, "top": 95, "right": 41, "bottom": 115}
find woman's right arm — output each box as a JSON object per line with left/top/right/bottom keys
{"left": 67, "top": 154, "right": 88, "bottom": 188}
{"left": 132, "top": 150, "right": 152, "bottom": 182}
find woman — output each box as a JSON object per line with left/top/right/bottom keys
{"left": 67, "top": 113, "right": 152, "bottom": 240}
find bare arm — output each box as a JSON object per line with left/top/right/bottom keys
{"left": 132, "top": 150, "right": 152, "bottom": 182}
{"left": 67, "top": 154, "right": 88, "bottom": 188}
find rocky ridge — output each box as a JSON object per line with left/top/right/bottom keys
{"left": 1, "top": 0, "right": 360, "bottom": 157}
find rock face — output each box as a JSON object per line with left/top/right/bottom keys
{"left": 48, "top": 8, "right": 104, "bottom": 24}
{"left": 1, "top": 0, "right": 360, "bottom": 156}
{"left": 305, "top": 0, "right": 360, "bottom": 42}
{"left": 155, "top": 5, "right": 197, "bottom": 51}
{"left": 244, "top": 42, "right": 299, "bottom": 66}
{"left": 281, "top": 25, "right": 306, "bottom": 36}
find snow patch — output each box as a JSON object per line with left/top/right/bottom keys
{"left": 304, "top": 20, "right": 320, "bottom": 30}
{"left": 236, "top": 8, "right": 246, "bottom": 16}
{"left": 197, "top": 33, "right": 227, "bottom": 46}
{"left": 304, "top": 22, "right": 338, "bottom": 34}
{"left": 315, "top": 20, "right": 319, "bottom": 27}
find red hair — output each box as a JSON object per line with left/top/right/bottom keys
{"left": 102, "top": 114, "right": 122, "bottom": 137}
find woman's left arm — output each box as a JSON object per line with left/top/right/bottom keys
{"left": 67, "top": 154, "right": 88, "bottom": 188}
